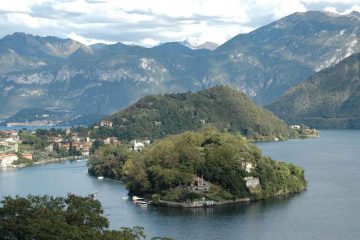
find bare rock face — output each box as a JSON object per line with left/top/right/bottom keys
{"left": 0, "top": 11, "right": 359, "bottom": 115}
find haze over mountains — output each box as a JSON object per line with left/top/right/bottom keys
{"left": 0, "top": 11, "right": 359, "bottom": 116}
{"left": 268, "top": 53, "right": 360, "bottom": 129}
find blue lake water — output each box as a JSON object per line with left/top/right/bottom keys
{"left": 1, "top": 130, "right": 360, "bottom": 239}
{"left": 0, "top": 126, "right": 72, "bottom": 131}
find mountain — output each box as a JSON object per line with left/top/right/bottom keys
{"left": 0, "top": 11, "right": 359, "bottom": 116}
{"left": 268, "top": 53, "right": 360, "bottom": 128}
{"left": 211, "top": 11, "right": 360, "bottom": 103}
{"left": 0, "top": 32, "right": 92, "bottom": 75}
{"left": 179, "top": 40, "right": 219, "bottom": 50}
{"left": 196, "top": 42, "right": 219, "bottom": 50}
{"left": 93, "top": 86, "right": 291, "bottom": 141}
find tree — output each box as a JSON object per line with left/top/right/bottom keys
{"left": 0, "top": 194, "right": 147, "bottom": 240}
{"left": 90, "top": 139, "right": 105, "bottom": 154}
{"left": 121, "top": 128, "right": 307, "bottom": 201}
{"left": 68, "top": 141, "right": 81, "bottom": 156}
{"left": 88, "top": 144, "right": 134, "bottom": 179}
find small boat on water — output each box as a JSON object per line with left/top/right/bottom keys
{"left": 132, "top": 196, "right": 149, "bottom": 207}
{"left": 132, "top": 196, "right": 144, "bottom": 203}
{"left": 97, "top": 176, "right": 104, "bottom": 180}
{"left": 90, "top": 191, "right": 98, "bottom": 199}
{"left": 138, "top": 201, "right": 148, "bottom": 207}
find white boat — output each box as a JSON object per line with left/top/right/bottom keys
{"left": 138, "top": 201, "right": 148, "bottom": 207}
{"left": 132, "top": 196, "right": 149, "bottom": 207}
{"left": 132, "top": 196, "right": 144, "bottom": 202}
{"left": 97, "top": 176, "right": 104, "bottom": 180}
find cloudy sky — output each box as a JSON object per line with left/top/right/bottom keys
{"left": 0, "top": 0, "right": 359, "bottom": 47}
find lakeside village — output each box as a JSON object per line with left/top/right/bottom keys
{"left": 1, "top": 120, "right": 314, "bottom": 208}
{"left": 0, "top": 120, "right": 149, "bottom": 170}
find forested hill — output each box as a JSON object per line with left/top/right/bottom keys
{"left": 268, "top": 53, "right": 360, "bottom": 129}
{"left": 93, "top": 86, "right": 291, "bottom": 141}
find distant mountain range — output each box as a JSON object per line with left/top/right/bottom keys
{"left": 94, "top": 86, "right": 291, "bottom": 141}
{"left": 179, "top": 40, "right": 219, "bottom": 50}
{"left": 0, "top": 11, "right": 359, "bottom": 116}
{"left": 1, "top": 108, "right": 104, "bottom": 127}
{"left": 268, "top": 53, "right": 360, "bottom": 128}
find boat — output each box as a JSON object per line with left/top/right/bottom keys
{"left": 90, "top": 191, "right": 98, "bottom": 199}
{"left": 132, "top": 196, "right": 144, "bottom": 203}
{"left": 97, "top": 176, "right": 104, "bottom": 180}
{"left": 138, "top": 201, "right": 148, "bottom": 207}
{"left": 132, "top": 196, "right": 149, "bottom": 207}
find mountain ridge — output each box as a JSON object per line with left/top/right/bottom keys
{"left": 0, "top": 11, "right": 359, "bottom": 115}
{"left": 268, "top": 53, "right": 360, "bottom": 128}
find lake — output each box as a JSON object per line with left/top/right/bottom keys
{"left": 1, "top": 130, "right": 360, "bottom": 239}
{"left": 0, "top": 126, "right": 72, "bottom": 131}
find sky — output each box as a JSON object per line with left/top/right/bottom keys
{"left": 0, "top": 0, "right": 359, "bottom": 47}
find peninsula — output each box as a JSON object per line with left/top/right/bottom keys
{"left": 89, "top": 128, "right": 307, "bottom": 207}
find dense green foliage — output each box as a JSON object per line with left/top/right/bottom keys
{"left": 268, "top": 53, "right": 360, "bottom": 129}
{"left": 122, "top": 128, "right": 307, "bottom": 201}
{"left": 88, "top": 144, "right": 135, "bottom": 179}
{"left": 93, "top": 86, "right": 291, "bottom": 141}
{"left": 0, "top": 194, "right": 146, "bottom": 240}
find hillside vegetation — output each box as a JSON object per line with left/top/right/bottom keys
{"left": 268, "top": 53, "right": 360, "bottom": 128}
{"left": 0, "top": 194, "right": 147, "bottom": 240}
{"left": 93, "top": 86, "right": 291, "bottom": 141}
{"left": 122, "top": 128, "right": 307, "bottom": 202}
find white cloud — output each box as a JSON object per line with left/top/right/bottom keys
{"left": 341, "top": 5, "right": 360, "bottom": 14}
{"left": 67, "top": 32, "right": 115, "bottom": 45}
{"left": 272, "top": 1, "right": 308, "bottom": 19}
{"left": 324, "top": 6, "right": 338, "bottom": 13}
{"left": 6, "top": 13, "right": 57, "bottom": 29}
{"left": 324, "top": 4, "right": 360, "bottom": 14}
{"left": 302, "top": 0, "right": 360, "bottom": 4}
{"left": 0, "top": 0, "right": 33, "bottom": 12}
{"left": 0, "top": 0, "right": 358, "bottom": 47}
{"left": 139, "top": 38, "right": 161, "bottom": 47}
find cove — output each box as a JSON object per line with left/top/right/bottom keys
{"left": 1, "top": 130, "right": 360, "bottom": 240}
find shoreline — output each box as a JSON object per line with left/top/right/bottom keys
{"left": 155, "top": 198, "right": 251, "bottom": 208}
{"left": 32, "top": 156, "right": 85, "bottom": 166}
{"left": 1, "top": 156, "right": 85, "bottom": 170}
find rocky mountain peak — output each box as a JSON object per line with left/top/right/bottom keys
{"left": 0, "top": 11, "right": 359, "bottom": 115}
{"left": 0, "top": 32, "right": 91, "bottom": 58}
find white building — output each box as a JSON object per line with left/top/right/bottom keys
{"left": 133, "top": 140, "right": 145, "bottom": 152}
{"left": 244, "top": 176, "right": 261, "bottom": 191}
{"left": 242, "top": 162, "right": 254, "bottom": 173}
{"left": 100, "top": 120, "right": 113, "bottom": 128}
